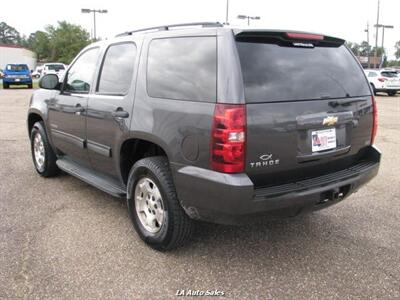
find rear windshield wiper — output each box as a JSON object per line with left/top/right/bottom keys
{"left": 328, "top": 99, "right": 366, "bottom": 107}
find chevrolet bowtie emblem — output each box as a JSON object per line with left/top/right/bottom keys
{"left": 322, "top": 116, "right": 338, "bottom": 126}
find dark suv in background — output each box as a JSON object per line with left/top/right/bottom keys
{"left": 27, "top": 23, "right": 380, "bottom": 250}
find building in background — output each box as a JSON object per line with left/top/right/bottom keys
{"left": 356, "top": 56, "right": 385, "bottom": 69}
{"left": 0, "top": 44, "right": 37, "bottom": 71}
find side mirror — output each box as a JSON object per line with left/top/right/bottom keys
{"left": 39, "top": 74, "right": 60, "bottom": 90}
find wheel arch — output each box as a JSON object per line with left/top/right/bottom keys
{"left": 119, "top": 135, "right": 171, "bottom": 185}
{"left": 27, "top": 110, "right": 44, "bottom": 137}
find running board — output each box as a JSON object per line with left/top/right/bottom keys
{"left": 56, "top": 157, "right": 126, "bottom": 198}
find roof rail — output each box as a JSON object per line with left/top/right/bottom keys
{"left": 116, "top": 22, "right": 223, "bottom": 37}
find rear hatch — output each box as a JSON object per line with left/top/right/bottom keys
{"left": 381, "top": 71, "right": 400, "bottom": 88}
{"left": 235, "top": 31, "right": 374, "bottom": 187}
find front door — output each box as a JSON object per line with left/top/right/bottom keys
{"left": 86, "top": 42, "right": 139, "bottom": 178}
{"left": 48, "top": 47, "right": 100, "bottom": 165}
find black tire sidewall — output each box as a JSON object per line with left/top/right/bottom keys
{"left": 30, "top": 122, "right": 57, "bottom": 176}
{"left": 127, "top": 161, "right": 175, "bottom": 248}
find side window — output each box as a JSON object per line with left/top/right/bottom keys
{"left": 368, "top": 72, "right": 377, "bottom": 77}
{"left": 64, "top": 48, "right": 99, "bottom": 93}
{"left": 97, "top": 43, "right": 137, "bottom": 95}
{"left": 147, "top": 36, "right": 217, "bottom": 102}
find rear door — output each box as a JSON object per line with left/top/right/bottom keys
{"left": 235, "top": 32, "right": 373, "bottom": 187}
{"left": 86, "top": 41, "right": 139, "bottom": 179}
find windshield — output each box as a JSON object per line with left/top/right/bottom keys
{"left": 46, "top": 64, "right": 65, "bottom": 71}
{"left": 236, "top": 41, "right": 371, "bottom": 103}
{"left": 6, "top": 64, "right": 28, "bottom": 71}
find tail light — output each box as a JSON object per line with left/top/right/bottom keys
{"left": 371, "top": 95, "right": 378, "bottom": 144}
{"left": 211, "top": 104, "right": 246, "bottom": 173}
{"left": 378, "top": 77, "right": 387, "bottom": 82}
{"left": 286, "top": 32, "right": 324, "bottom": 40}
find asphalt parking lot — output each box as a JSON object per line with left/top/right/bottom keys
{"left": 0, "top": 89, "right": 399, "bottom": 299}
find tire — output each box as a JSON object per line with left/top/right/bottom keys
{"left": 387, "top": 91, "right": 396, "bottom": 96}
{"left": 127, "top": 156, "right": 194, "bottom": 251}
{"left": 30, "top": 121, "right": 60, "bottom": 177}
{"left": 27, "top": 83, "right": 33, "bottom": 89}
{"left": 3, "top": 82, "right": 9, "bottom": 89}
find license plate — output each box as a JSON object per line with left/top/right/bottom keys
{"left": 311, "top": 128, "right": 337, "bottom": 152}
{"left": 15, "top": 78, "right": 20, "bottom": 82}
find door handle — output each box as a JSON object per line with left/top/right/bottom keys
{"left": 111, "top": 108, "right": 129, "bottom": 119}
{"left": 75, "top": 103, "right": 85, "bottom": 114}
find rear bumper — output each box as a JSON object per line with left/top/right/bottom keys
{"left": 172, "top": 146, "right": 381, "bottom": 225}
{"left": 376, "top": 87, "right": 399, "bottom": 92}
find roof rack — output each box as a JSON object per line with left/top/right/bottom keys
{"left": 116, "top": 22, "right": 223, "bottom": 37}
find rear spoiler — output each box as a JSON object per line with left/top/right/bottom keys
{"left": 233, "top": 29, "right": 345, "bottom": 46}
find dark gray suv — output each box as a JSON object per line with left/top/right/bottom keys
{"left": 27, "top": 23, "right": 381, "bottom": 250}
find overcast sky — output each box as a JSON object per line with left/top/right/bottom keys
{"left": 2, "top": 0, "right": 399, "bottom": 58}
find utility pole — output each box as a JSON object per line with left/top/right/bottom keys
{"left": 93, "top": 10, "right": 96, "bottom": 40}
{"left": 365, "top": 22, "right": 370, "bottom": 68}
{"left": 374, "top": 0, "right": 380, "bottom": 69}
{"left": 225, "top": 0, "right": 229, "bottom": 24}
{"left": 81, "top": 8, "right": 108, "bottom": 40}
{"left": 237, "top": 15, "right": 261, "bottom": 26}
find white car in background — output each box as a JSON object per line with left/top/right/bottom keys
{"left": 31, "top": 66, "right": 43, "bottom": 78}
{"left": 364, "top": 69, "right": 400, "bottom": 96}
{"left": 41, "top": 63, "right": 67, "bottom": 81}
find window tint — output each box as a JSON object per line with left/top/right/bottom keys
{"left": 236, "top": 42, "right": 371, "bottom": 103}
{"left": 368, "top": 72, "right": 377, "bottom": 77}
{"left": 147, "top": 37, "right": 216, "bottom": 102}
{"left": 98, "top": 43, "right": 137, "bottom": 94}
{"left": 46, "top": 64, "right": 65, "bottom": 71}
{"left": 7, "top": 64, "right": 28, "bottom": 71}
{"left": 64, "top": 48, "right": 99, "bottom": 93}
{"left": 381, "top": 71, "right": 397, "bottom": 78}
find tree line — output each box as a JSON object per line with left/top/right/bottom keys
{"left": 345, "top": 40, "right": 400, "bottom": 67}
{"left": 0, "top": 21, "right": 91, "bottom": 64}
{"left": 1, "top": 20, "right": 400, "bottom": 67}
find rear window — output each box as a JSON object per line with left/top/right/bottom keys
{"left": 46, "top": 64, "right": 65, "bottom": 71}
{"left": 6, "top": 64, "right": 28, "bottom": 71}
{"left": 236, "top": 42, "right": 371, "bottom": 103}
{"left": 147, "top": 36, "right": 216, "bottom": 102}
{"left": 381, "top": 71, "right": 397, "bottom": 78}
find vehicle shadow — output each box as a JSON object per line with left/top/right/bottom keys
{"left": 169, "top": 210, "right": 355, "bottom": 263}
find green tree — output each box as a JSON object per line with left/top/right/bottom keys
{"left": 346, "top": 41, "right": 360, "bottom": 56}
{"left": 0, "top": 22, "right": 21, "bottom": 44}
{"left": 359, "top": 41, "right": 371, "bottom": 57}
{"left": 395, "top": 41, "right": 400, "bottom": 60}
{"left": 371, "top": 46, "right": 385, "bottom": 57}
{"left": 387, "top": 60, "right": 400, "bottom": 67}
{"left": 47, "top": 21, "right": 90, "bottom": 64}
{"left": 24, "top": 31, "right": 51, "bottom": 60}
